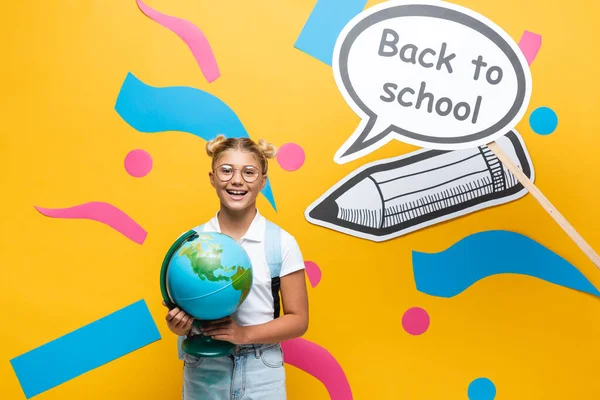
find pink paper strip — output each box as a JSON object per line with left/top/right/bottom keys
{"left": 282, "top": 337, "right": 353, "bottom": 400}
{"left": 136, "top": 0, "right": 220, "bottom": 83}
{"left": 35, "top": 202, "right": 148, "bottom": 244}
{"left": 518, "top": 30, "right": 542, "bottom": 65}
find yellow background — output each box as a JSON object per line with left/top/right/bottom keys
{"left": 2, "top": 0, "right": 600, "bottom": 399}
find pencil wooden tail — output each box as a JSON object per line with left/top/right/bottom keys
{"left": 487, "top": 141, "right": 600, "bottom": 271}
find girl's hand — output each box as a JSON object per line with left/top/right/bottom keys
{"left": 163, "top": 301, "right": 194, "bottom": 336}
{"left": 200, "top": 317, "right": 249, "bottom": 344}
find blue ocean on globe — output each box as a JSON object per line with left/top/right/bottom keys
{"left": 166, "top": 231, "right": 253, "bottom": 321}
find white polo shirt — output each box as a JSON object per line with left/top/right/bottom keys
{"left": 198, "top": 210, "right": 305, "bottom": 326}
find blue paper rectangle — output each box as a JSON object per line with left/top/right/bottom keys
{"left": 10, "top": 299, "right": 161, "bottom": 398}
{"left": 294, "top": 0, "right": 367, "bottom": 65}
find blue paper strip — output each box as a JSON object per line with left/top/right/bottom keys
{"left": 10, "top": 300, "right": 161, "bottom": 398}
{"left": 114, "top": 72, "right": 277, "bottom": 211}
{"left": 294, "top": 0, "right": 367, "bottom": 65}
{"left": 412, "top": 230, "right": 600, "bottom": 298}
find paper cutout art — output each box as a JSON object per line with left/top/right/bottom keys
{"left": 412, "top": 230, "right": 600, "bottom": 299}
{"left": 468, "top": 377, "right": 497, "bottom": 400}
{"left": 518, "top": 31, "right": 542, "bottom": 66}
{"left": 304, "top": 261, "right": 322, "bottom": 288}
{"left": 331, "top": 1, "right": 532, "bottom": 164}
{"left": 114, "top": 72, "right": 277, "bottom": 211}
{"left": 402, "top": 307, "right": 430, "bottom": 336}
{"left": 305, "top": 131, "right": 533, "bottom": 242}
{"left": 282, "top": 337, "right": 353, "bottom": 400}
{"left": 34, "top": 202, "right": 148, "bottom": 244}
{"left": 135, "top": 0, "right": 219, "bottom": 83}
{"left": 530, "top": 106, "right": 558, "bottom": 135}
{"left": 124, "top": 149, "right": 153, "bottom": 177}
{"left": 294, "top": 0, "right": 367, "bottom": 65}
{"left": 10, "top": 300, "right": 161, "bottom": 398}
{"left": 277, "top": 142, "right": 306, "bottom": 172}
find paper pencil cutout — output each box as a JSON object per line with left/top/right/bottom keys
{"left": 305, "top": 130, "right": 534, "bottom": 241}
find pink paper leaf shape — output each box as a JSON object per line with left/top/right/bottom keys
{"left": 282, "top": 337, "right": 353, "bottom": 400}
{"left": 518, "top": 30, "right": 542, "bottom": 65}
{"left": 136, "top": 0, "right": 220, "bottom": 82}
{"left": 34, "top": 202, "right": 148, "bottom": 244}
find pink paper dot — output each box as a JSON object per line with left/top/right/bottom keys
{"left": 277, "top": 143, "right": 305, "bottom": 171}
{"left": 402, "top": 307, "right": 430, "bottom": 335}
{"left": 304, "top": 261, "right": 322, "bottom": 288}
{"left": 124, "top": 149, "right": 153, "bottom": 177}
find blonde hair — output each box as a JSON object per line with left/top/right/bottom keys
{"left": 206, "top": 134, "right": 278, "bottom": 174}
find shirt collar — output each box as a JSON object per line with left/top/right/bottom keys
{"left": 207, "top": 209, "right": 265, "bottom": 242}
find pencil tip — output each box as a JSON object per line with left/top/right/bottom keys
{"left": 308, "top": 194, "right": 339, "bottom": 223}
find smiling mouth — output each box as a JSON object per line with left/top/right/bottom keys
{"left": 226, "top": 189, "right": 248, "bottom": 196}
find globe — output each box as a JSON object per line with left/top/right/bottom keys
{"left": 159, "top": 229, "right": 253, "bottom": 357}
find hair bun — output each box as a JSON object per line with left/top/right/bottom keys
{"left": 257, "top": 138, "right": 278, "bottom": 159}
{"left": 206, "top": 134, "right": 227, "bottom": 157}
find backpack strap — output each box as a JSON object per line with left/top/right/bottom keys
{"left": 177, "top": 224, "right": 205, "bottom": 361}
{"left": 264, "top": 220, "right": 283, "bottom": 319}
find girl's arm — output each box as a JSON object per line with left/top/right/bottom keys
{"left": 201, "top": 269, "right": 309, "bottom": 344}
{"left": 243, "top": 269, "right": 309, "bottom": 344}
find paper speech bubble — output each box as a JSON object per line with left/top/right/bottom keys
{"left": 332, "top": 0, "right": 532, "bottom": 164}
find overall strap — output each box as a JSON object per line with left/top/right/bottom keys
{"left": 177, "top": 224, "right": 205, "bottom": 361}
{"left": 264, "top": 220, "right": 283, "bottom": 318}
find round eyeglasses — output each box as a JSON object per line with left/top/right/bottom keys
{"left": 214, "top": 164, "right": 261, "bottom": 183}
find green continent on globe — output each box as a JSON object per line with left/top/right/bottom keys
{"left": 179, "top": 242, "right": 230, "bottom": 282}
{"left": 231, "top": 266, "right": 252, "bottom": 306}
{"left": 178, "top": 242, "right": 252, "bottom": 305}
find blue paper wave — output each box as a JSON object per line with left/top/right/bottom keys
{"left": 412, "top": 230, "right": 600, "bottom": 298}
{"left": 114, "top": 72, "right": 277, "bottom": 211}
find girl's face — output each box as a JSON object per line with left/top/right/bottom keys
{"left": 209, "top": 150, "right": 266, "bottom": 212}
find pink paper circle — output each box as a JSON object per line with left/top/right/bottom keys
{"left": 277, "top": 143, "right": 305, "bottom": 171}
{"left": 402, "top": 307, "right": 430, "bottom": 335}
{"left": 124, "top": 149, "right": 153, "bottom": 178}
{"left": 304, "top": 261, "right": 322, "bottom": 288}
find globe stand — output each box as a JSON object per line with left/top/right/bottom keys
{"left": 182, "top": 322, "right": 235, "bottom": 358}
{"left": 160, "top": 230, "right": 236, "bottom": 358}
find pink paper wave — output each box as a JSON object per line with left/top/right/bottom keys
{"left": 518, "top": 30, "right": 542, "bottom": 65}
{"left": 35, "top": 202, "right": 147, "bottom": 244}
{"left": 136, "top": 0, "right": 220, "bottom": 83}
{"left": 282, "top": 337, "right": 353, "bottom": 400}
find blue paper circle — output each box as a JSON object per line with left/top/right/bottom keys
{"left": 529, "top": 106, "right": 558, "bottom": 135}
{"left": 468, "top": 377, "right": 496, "bottom": 400}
